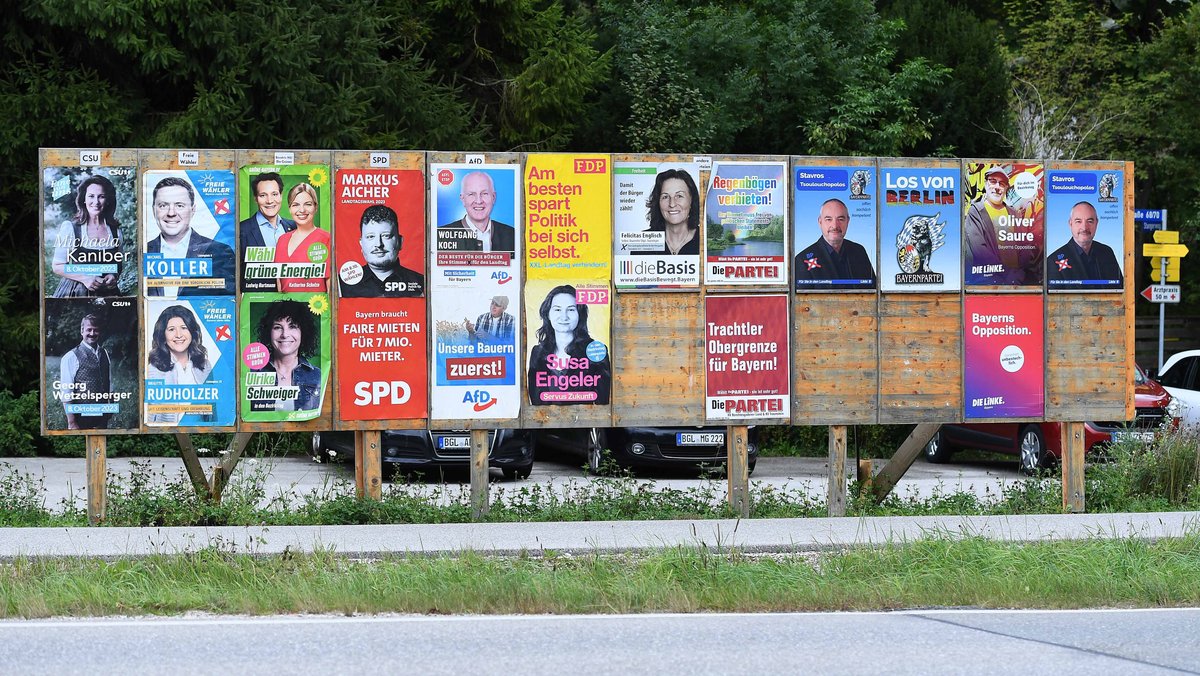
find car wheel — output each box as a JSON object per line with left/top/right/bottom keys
{"left": 924, "top": 428, "right": 955, "bottom": 463}
{"left": 1018, "top": 425, "right": 1049, "bottom": 475}
{"left": 587, "top": 428, "right": 608, "bottom": 475}
{"left": 502, "top": 465, "right": 532, "bottom": 481}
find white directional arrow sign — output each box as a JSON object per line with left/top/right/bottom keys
{"left": 1141, "top": 284, "right": 1181, "bottom": 303}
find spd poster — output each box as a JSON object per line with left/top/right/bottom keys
{"left": 143, "top": 297, "right": 236, "bottom": 427}
{"left": 524, "top": 154, "right": 611, "bottom": 281}
{"left": 338, "top": 297, "right": 427, "bottom": 420}
{"left": 792, "top": 163, "right": 877, "bottom": 291}
{"left": 704, "top": 161, "right": 788, "bottom": 286}
{"left": 1045, "top": 169, "right": 1125, "bottom": 290}
{"left": 238, "top": 164, "right": 332, "bottom": 293}
{"left": 42, "top": 165, "right": 138, "bottom": 298}
{"left": 878, "top": 165, "right": 962, "bottom": 292}
{"left": 142, "top": 169, "right": 236, "bottom": 298}
{"left": 335, "top": 168, "right": 425, "bottom": 298}
{"left": 524, "top": 280, "right": 611, "bottom": 406}
{"left": 238, "top": 292, "right": 331, "bottom": 422}
{"left": 704, "top": 294, "right": 790, "bottom": 421}
{"left": 963, "top": 162, "right": 1045, "bottom": 287}
{"left": 43, "top": 297, "right": 139, "bottom": 432}
{"left": 964, "top": 295, "right": 1044, "bottom": 419}
{"left": 613, "top": 161, "right": 702, "bottom": 289}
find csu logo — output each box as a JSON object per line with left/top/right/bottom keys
{"left": 491, "top": 271, "right": 512, "bottom": 285}
{"left": 462, "top": 390, "right": 499, "bottom": 412}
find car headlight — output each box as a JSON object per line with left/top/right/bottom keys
{"left": 1167, "top": 399, "right": 1185, "bottom": 420}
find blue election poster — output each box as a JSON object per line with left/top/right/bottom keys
{"left": 143, "top": 297, "right": 236, "bottom": 427}
{"left": 1045, "top": 168, "right": 1125, "bottom": 291}
{"left": 142, "top": 170, "right": 236, "bottom": 298}
{"left": 792, "top": 163, "right": 877, "bottom": 291}
{"left": 878, "top": 165, "right": 962, "bottom": 292}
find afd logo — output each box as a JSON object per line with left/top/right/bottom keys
{"left": 462, "top": 390, "right": 499, "bottom": 412}
{"left": 491, "top": 271, "right": 513, "bottom": 285}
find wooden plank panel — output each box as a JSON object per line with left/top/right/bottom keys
{"left": 792, "top": 293, "right": 878, "bottom": 424}
{"left": 612, "top": 293, "right": 704, "bottom": 425}
{"left": 1045, "top": 293, "right": 1126, "bottom": 421}
{"left": 879, "top": 293, "right": 961, "bottom": 423}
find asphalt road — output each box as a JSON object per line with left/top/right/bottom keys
{"left": 1, "top": 608, "right": 1196, "bottom": 675}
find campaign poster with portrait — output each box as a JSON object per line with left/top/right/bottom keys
{"left": 142, "top": 170, "right": 236, "bottom": 298}
{"left": 792, "top": 164, "right": 877, "bottom": 291}
{"left": 704, "top": 161, "right": 788, "bottom": 286}
{"left": 238, "top": 292, "right": 332, "bottom": 422}
{"left": 524, "top": 154, "right": 612, "bottom": 281}
{"left": 430, "top": 287, "right": 521, "bottom": 420}
{"left": 613, "top": 161, "right": 702, "bottom": 289}
{"left": 237, "top": 164, "right": 332, "bottom": 293}
{"left": 524, "top": 279, "right": 612, "bottom": 406}
{"left": 143, "top": 297, "right": 236, "bottom": 427}
{"left": 42, "top": 297, "right": 138, "bottom": 432}
{"left": 430, "top": 164, "right": 520, "bottom": 279}
{"left": 1045, "top": 169, "right": 1125, "bottom": 291}
{"left": 878, "top": 165, "right": 962, "bottom": 292}
{"left": 335, "top": 168, "right": 425, "bottom": 298}
{"left": 704, "top": 294, "right": 790, "bottom": 421}
{"left": 964, "top": 295, "right": 1044, "bottom": 419}
{"left": 42, "top": 165, "right": 138, "bottom": 298}
{"left": 963, "top": 162, "right": 1045, "bottom": 287}
{"left": 338, "top": 297, "right": 427, "bottom": 420}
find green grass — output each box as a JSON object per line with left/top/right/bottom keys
{"left": 4, "top": 536, "right": 1200, "bottom": 618}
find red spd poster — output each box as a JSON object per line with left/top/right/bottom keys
{"left": 337, "top": 297, "right": 427, "bottom": 420}
{"left": 705, "top": 294, "right": 790, "bottom": 421}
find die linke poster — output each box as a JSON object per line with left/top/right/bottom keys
{"left": 964, "top": 294, "right": 1044, "bottom": 419}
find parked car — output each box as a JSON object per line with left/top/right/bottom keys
{"left": 925, "top": 365, "right": 1177, "bottom": 475}
{"left": 1153, "top": 350, "right": 1200, "bottom": 430}
{"left": 312, "top": 429, "right": 534, "bottom": 480}
{"left": 538, "top": 426, "right": 758, "bottom": 475}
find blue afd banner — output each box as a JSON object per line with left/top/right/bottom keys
{"left": 143, "top": 297, "right": 237, "bottom": 427}
{"left": 142, "top": 169, "right": 237, "bottom": 298}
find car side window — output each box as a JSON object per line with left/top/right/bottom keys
{"left": 1160, "top": 357, "right": 1196, "bottom": 388}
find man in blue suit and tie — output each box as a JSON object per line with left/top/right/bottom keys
{"left": 239, "top": 171, "right": 295, "bottom": 291}
{"left": 145, "top": 176, "right": 235, "bottom": 297}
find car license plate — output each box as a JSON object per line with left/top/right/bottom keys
{"left": 438, "top": 435, "right": 471, "bottom": 450}
{"left": 1112, "top": 430, "right": 1154, "bottom": 444}
{"left": 677, "top": 432, "right": 724, "bottom": 446}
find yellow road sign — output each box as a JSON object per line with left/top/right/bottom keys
{"left": 1151, "top": 260, "right": 1181, "bottom": 282}
{"left": 1152, "top": 230, "right": 1180, "bottom": 244}
{"left": 1143, "top": 243, "right": 1189, "bottom": 258}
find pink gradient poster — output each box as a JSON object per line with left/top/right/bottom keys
{"left": 964, "top": 295, "right": 1044, "bottom": 419}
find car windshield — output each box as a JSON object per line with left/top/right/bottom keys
{"left": 1135, "top": 365, "right": 1147, "bottom": 385}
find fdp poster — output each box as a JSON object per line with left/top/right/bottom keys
{"left": 1045, "top": 169, "right": 1125, "bottom": 290}
{"left": 964, "top": 295, "right": 1044, "bottom": 419}
{"left": 524, "top": 154, "right": 612, "bottom": 281}
{"left": 524, "top": 279, "right": 612, "bottom": 406}
{"left": 878, "top": 165, "right": 962, "bottom": 292}
{"left": 238, "top": 292, "right": 331, "bottom": 422}
{"left": 237, "top": 164, "right": 332, "bottom": 293}
{"left": 963, "top": 162, "right": 1045, "bottom": 287}
{"left": 143, "top": 297, "right": 236, "bottom": 427}
{"left": 142, "top": 170, "right": 236, "bottom": 298}
{"left": 337, "top": 297, "right": 427, "bottom": 420}
{"left": 42, "top": 165, "right": 138, "bottom": 298}
{"left": 704, "top": 294, "right": 790, "bottom": 421}
{"left": 335, "top": 168, "right": 425, "bottom": 298}
{"left": 43, "top": 297, "right": 139, "bottom": 432}
{"left": 613, "top": 161, "right": 702, "bottom": 289}
{"left": 792, "top": 163, "right": 877, "bottom": 291}
{"left": 704, "top": 161, "right": 788, "bottom": 286}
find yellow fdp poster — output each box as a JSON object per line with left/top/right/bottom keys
{"left": 524, "top": 154, "right": 612, "bottom": 281}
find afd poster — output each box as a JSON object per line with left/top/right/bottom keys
{"left": 42, "top": 165, "right": 138, "bottom": 298}
{"left": 524, "top": 280, "right": 611, "bottom": 406}
{"left": 143, "top": 297, "right": 236, "bottom": 427}
{"left": 338, "top": 297, "right": 427, "bottom": 421}
{"left": 238, "top": 292, "right": 331, "bottom": 422}
{"left": 142, "top": 170, "right": 236, "bottom": 298}
{"left": 964, "top": 295, "right": 1044, "bottom": 419}
{"left": 335, "top": 168, "right": 425, "bottom": 298}
{"left": 963, "top": 162, "right": 1045, "bottom": 287}
{"left": 1045, "top": 169, "right": 1125, "bottom": 290}
{"left": 878, "top": 165, "right": 962, "bottom": 292}
{"left": 612, "top": 161, "right": 702, "bottom": 289}
{"left": 43, "top": 297, "right": 138, "bottom": 432}
{"left": 238, "top": 164, "right": 332, "bottom": 293}
{"left": 705, "top": 294, "right": 789, "bottom": 421}
{"left": 792, "top": 163, "right": 877, "bottom": 291}
{"left": 430, "top": 289, "right": 521, "bottom": 419}
{"left": 704, "top": 161, "right": 788, "bottom": 286}
{"left": 524, "top": 154, "right": 612, "bottom": 281}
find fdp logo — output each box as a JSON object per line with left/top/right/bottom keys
{"left": 573, "top": 158, "right": 606, "bottom": 174}
{"left": 462, "top": 390, "right": 498, "bottom": 412}
{"left": 491, "top": 271, "right": 512, "bottom": 284}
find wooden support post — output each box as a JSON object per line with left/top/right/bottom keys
{"left": 364, "top": 430, "right": 382, "bottom": 501}
{"left": 1062, "top": 422, "right": 1086, "bottom": 513}
{"left": 470, "top": 429, "right": 490, "bottom": 519}
{"left": 871, "top": 422, "right": 940, "bottom": 503}
{"left": 85, "top": 435, "right": 106, "bottom": 525}
{"left": 727, "top": 425, "right": 750, "bottom": 518}
{"left": 827, "top": 425, "right": 847, "bottom": 517}
{"left": 354, "top": 430, "right": 365, "bottom": 499}
{"left": 174, "top": 433, "right": 212, "bottom": 500}
{"left": 857, "top": 459, "right": 873, "bottom": 494}
{"left": 211, "top": 432, "right": 254, "bottom": 504}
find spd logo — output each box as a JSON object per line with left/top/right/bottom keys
{"left": 491, "top": 271, "right": 512, "bottom": 285}
{"left": 354, "top": 381, "right": 411, "bottom": 406}
{"left": 462, "top": 390, "right": 498, "bottom": 412}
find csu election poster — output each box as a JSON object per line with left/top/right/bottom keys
{"left": 612, "top": 160, "right": 702, "bottom": 289}
{"left": 964, "top": 295, "right": 1044, "bottom": 419}
{"left": 42, "top": 165, "right": 138, "bottom": 298}
{"left": 141, "top": 169, "right": 236, "bottom": 298}
{"left": 43, "top": 297, "right": 139, "bottom": 432}
{"left": 878, "top": 164, "right": 962, "bottom": 292}
{"left": 792, "top": 163, "right": 877, "bottom": 291}
{"left": 704, "top": 294, "right": 790, "bottom": 421}
{"left": 238, "top": 292, "right": 331, "bottom": 422}
{"left": 704, "top": 161, "right": 788, "bottom": 286}
{"left": 963, "top": 162, "right": 1045, "bottom": 287}
{"left": 143, "top": 297, "right": 236, "bottom": 427}
{"left": 1045, "top": 168, "right": 1125, "bottom": 291}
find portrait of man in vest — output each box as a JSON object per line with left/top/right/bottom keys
{"left": 58, "top": 312, "right": 114, "bottom": 430}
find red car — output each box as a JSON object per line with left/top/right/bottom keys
{"left": 925, "top": 366, "right": 1177, "bottom": 474}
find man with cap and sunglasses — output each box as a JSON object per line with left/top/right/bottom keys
{"left": 465, "top": 295, "right": 515, "bottom": 343}
{"left": 965, "top": 165, "right": 1042, "bottom": 285}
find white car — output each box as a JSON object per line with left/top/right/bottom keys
{"left": 1156, "top": 350, "right": 1200, "bottom": 430}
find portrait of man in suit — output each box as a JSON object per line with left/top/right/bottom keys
{"left": 436, "top": 171, "right": 515, "bottom": 254}
{"left": 239, "top": 172, "right": 295, "bottom": 291}
{"left": 794, "top": 198, "right": 876, "bottom": 289}
{"left": 146, "top": 176, "right": 235, "bottom": 297}
{"left": 1047, "top": 201, "right": 1123, "bottom": 286}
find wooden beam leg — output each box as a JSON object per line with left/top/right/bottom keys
{"left": 354, "top": 430, "right": 365, "bottom": 499}
{"left": 174, "top": 433, "right": 212, "bottom": 501}
{"left": 364, "top": 430, "right": 382, "bottom": 501}
{"left": 1062, "top": 422, "right": 1086, "bottom": 513}
{"left": 827, "top": 425, "right": 847, "bottom": 517}
{"left": 727, "top": 425, "right": 750, "bottom": 518}
{"left": 871, "top": 422, "right": 940, "bottom": 503}
{"left": 211, "top": 432, "right": 254, "bottom": 504}
{"left": 470, "top": 429, "right": 490, "bottom": 519}
{"left": 86, "top": 435, "right": 106, "bottom": 525}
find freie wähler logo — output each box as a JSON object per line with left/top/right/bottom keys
{"left": 894, "top": 213, "right": 946, "bottom": 284}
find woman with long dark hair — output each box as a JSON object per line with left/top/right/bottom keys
{"left": 633, "top": 168, "right": 701, "bottom": 256}
{"left": 52, "top": 174, "right": 123, "bottom": 297}
{"left": 253, "top": 299, "right": 322, "bottom": 412}
{"left": 146, "top": 305, "right": 210, "bottom": 423}
{"left": 527, "top": 285, "right": 611, "bottom": 405}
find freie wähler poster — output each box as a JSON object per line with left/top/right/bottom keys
{"left": 334, "top": 168, "right": 426, "bottom": 299}
{"left": 878, "top": 165, "right": 962, "bottom": 292}
{"left": 524, "top": 279, "right": 611, "bottom": 406}
{"left": 792, "top": 163, "right": 877, "bottom": 291}
{"left": 963, "top": 162, "right": 1045, "bottom": 287}
{"left": 43, "top": 297, "right": 139, "bottom": 432}
{"left": 613, "top": 161, "right": 702, "bottom": 289}
{"left": 337, "top": 297, "right": 427, "bottom": 421}
{"left": 704, "top": 161, "right": 788, "bottom": 286}
{"left": 705, "top": 294, "right": 790, "bottom": 421}
{"left": 1045, "top": 168, "right": 1125, "bottom": 291}
{"left": 237, "top": 164, "right": 332, "bottom": 293}
{"left": 964, "top": 295, "right": 1044, "bottom": 419}
{"left": 238, "top": 292, "right": 331, "bottom": 422}
{"left": 143, "top": 297, "right": 236, "bottom": 427}
{"left": 42, "top": 165, "right": 138, "bottom": 298}
{"left": 142, "top": 169, "right": 236, "bottom": 298}
{"left": 429, "top": 163, "right": 522, "bottom": 420}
